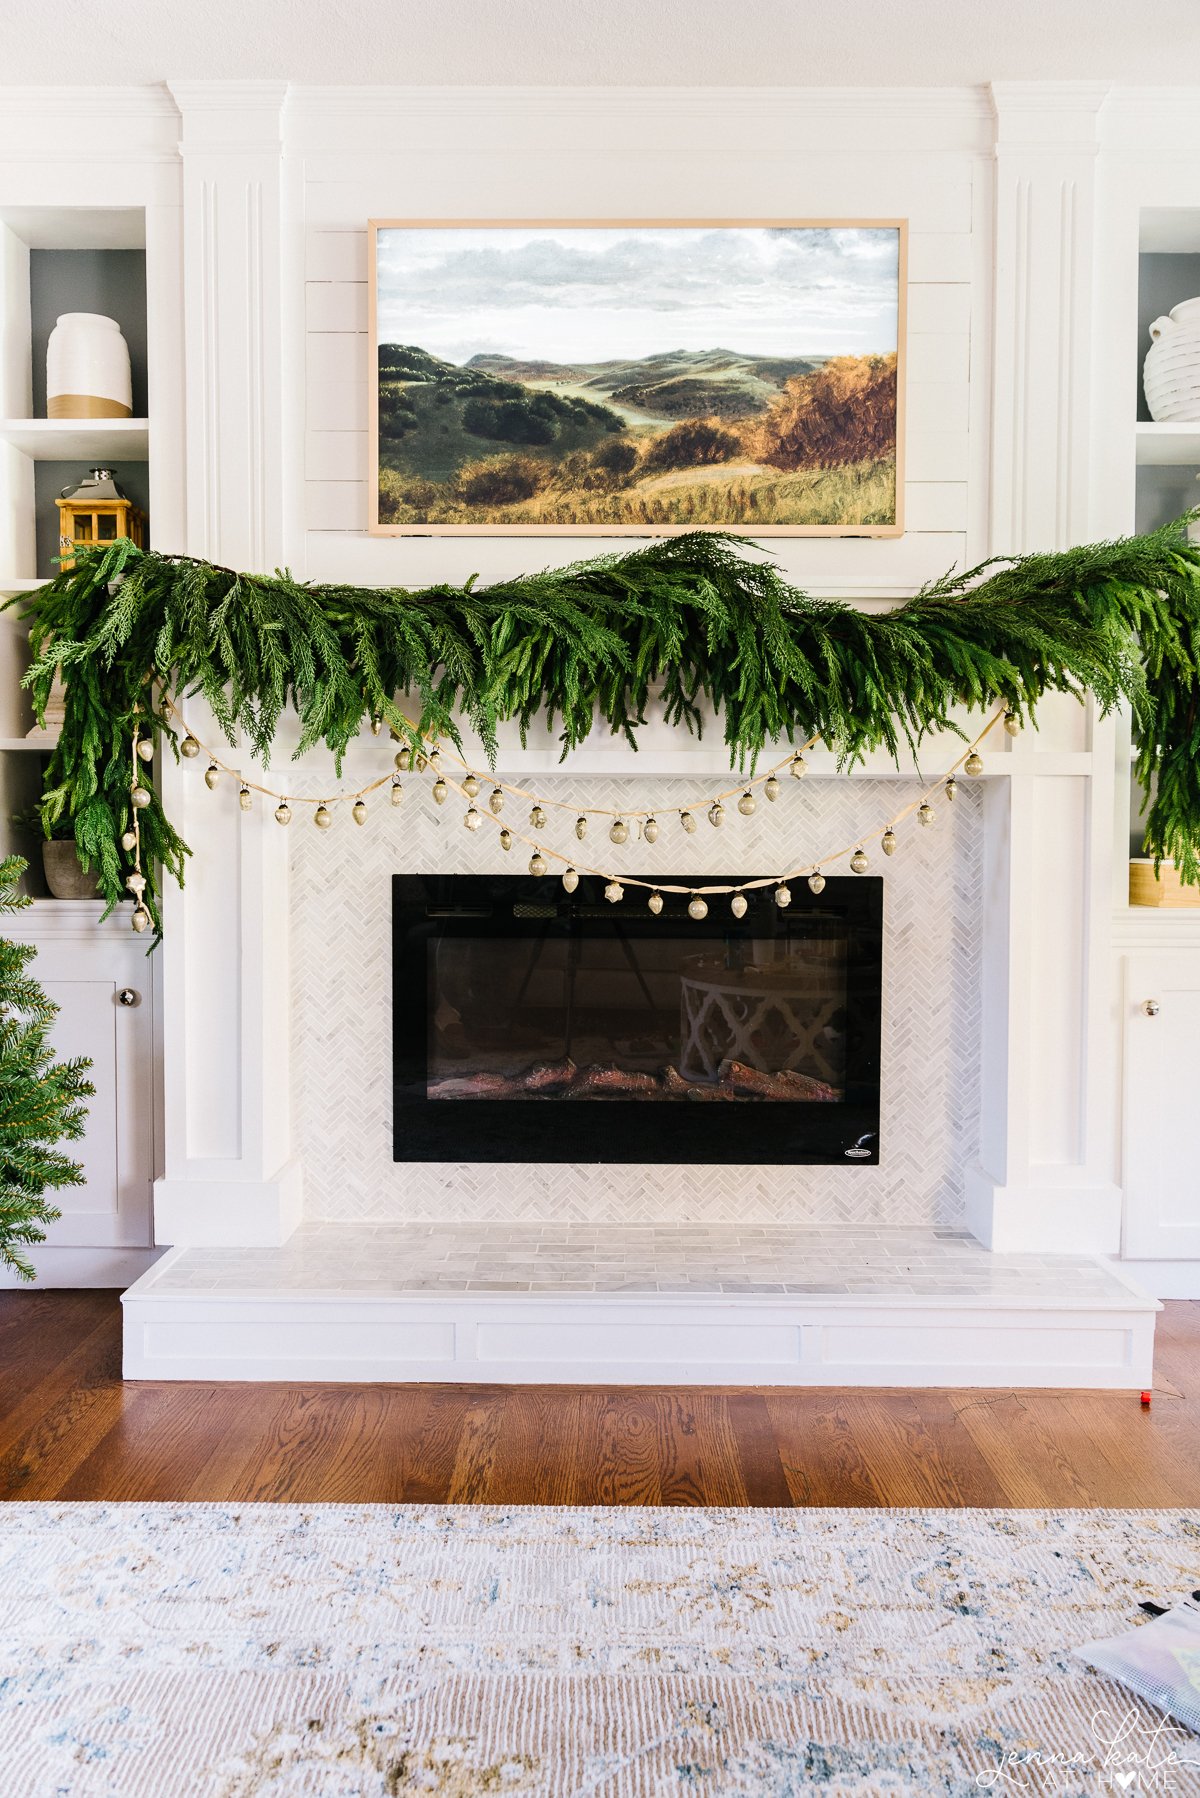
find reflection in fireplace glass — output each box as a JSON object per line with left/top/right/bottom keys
{"left": 427, "top": 927, "right": 848, "bottom": 1103}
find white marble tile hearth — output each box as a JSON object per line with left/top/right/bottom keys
{"left": 124, "top": 1225, "right": 1156, "bottom": 1386}
{"left": 141, "top": 1223, "right": 1143, "bottom": 1308}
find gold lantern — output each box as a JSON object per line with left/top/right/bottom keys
{"left": 55, "top": 467, "right": 146, "bottom": 570}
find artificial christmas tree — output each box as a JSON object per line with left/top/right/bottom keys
{"left": 0, "top": 857, "right": 93, "bottom": 1280}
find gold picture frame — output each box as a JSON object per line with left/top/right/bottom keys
{"left": 368, "top": 218, "right": 907, "bottom": 537}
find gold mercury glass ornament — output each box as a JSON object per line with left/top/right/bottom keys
{"left": 499, "top": 828, "right": 513, "bottom": 851}
{"left": 730, "top": 893, "right": 748, "bottom": 919}
{"left": 647, "top": 891, "right": 663, "bottom": 914}
{"left": 131, "top": 908, "right": 150, "bottom": 934}
{"left": 775, "top": 884, "right": 791, "bottom": 908}
{"left": 432, "top": 778, "right": 448, "bottom": 804}
{"left": 791, "top": 753, "right": 807, "bottom": 779}
{"left": 529, "top": 851, "right": 547, "bottom": 876}
{"left": 180, "top": 736, "right": 200, "bottom": 759}
{"left": 204, "top": 763, "right": 219, "bottom": 790}
{"left": 131, "top": 785, "right": 151, "bottom": 809}
{"left": 390, "top": 780, "right": 404, "bottom": 807}
{"left": 427, "top": 749, "right": 441, "bottom": 771}
{"left": 352, "top": 799, "right": 367, "bottom": 826}
{"left": 136, "top": 737, "right": 155, "bottom": 763}
{"left": 808, "top": 870, "right": 826, "bottom": 894}
{"left": 882, "top": 828, "right": 897, "bottom": 855}
{"left": 764, "top": 775, "right": 780, "bottom": 802}
{"left": 489, "top": 787, "right": 504, "bottom": 814}
{"left": 1003, "top": 712, "right": 1021, "bottom": 736}
{"left": 120, "top": 829, "right": 137, "bottom": 852}
{"left": 605, "top": 880, "right": 624, "bottom": 904}
{"left": 918, "top": 802, "right": 935, "bottom": 827}
{"left": 238, "top": 784, "right": 252, "bottom": 812}
{"left": 562, "top": 867, "right": 579, "bottom": 893}
{"left": 850, "top": 847, "right": 869, "bottom": 873}
{"left": 964, "top": 752, "right": 984, "bottom": 776}
{"left": 945, "top": 777, "right": 958, "bottom": 802}
{"left": 464, "top": 806, "right": 482, "bottom": 831}
{"left": 680, "top": 811, "right": 697, "bottom": 834}
{"left": 707, "top": 801, "right": 724, "bottom": 828}
{"left": 609, "top": 818, "right": 628, "bottom": 844}
{"left": 530, "top": 805, "right": 547, "bottom": 830}
{"left": 314, "top": 804, "right": 332, "bottom": 830}
{"left": 643, "top": 816, "right": 659, "bottom": 843}
{"left": 462, "top": 773, "right": 480, "bottom": 798}
{"left": 574, "top": 815, "right": 588, "bottom": 840}
{"left": 738, "top": 790, "right": 756, "bottom": 816}
{"left": 395, "top": 747, "right": 412, "bottom": 772}
{"left": 275, "top": 802, "right": 292, "bottom": 825}
{"left": 688, "top": 895, "right": 709, "bottom": 920}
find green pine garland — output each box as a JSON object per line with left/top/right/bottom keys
{"left": 11, "top": 519, "right": 1200, "bottom": 937}
{"left": 0, "top": 856, "right": 94, "bottom": 1279}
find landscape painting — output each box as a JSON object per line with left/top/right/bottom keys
{"left": 369, "top": 220, "right": 905, "bottom": 536}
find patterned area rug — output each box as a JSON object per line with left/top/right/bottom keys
{"left": 1, "top": 1504, "right": 1198, "bottom": 1796}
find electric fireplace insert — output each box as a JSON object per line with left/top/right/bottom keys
{"left": 392, "top": 872, "right": 883, "bottom": 1164}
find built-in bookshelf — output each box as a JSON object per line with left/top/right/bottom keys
{"left": 0, "top": 205, "right": 149, "bottom": 891}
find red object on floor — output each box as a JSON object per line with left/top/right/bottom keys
{"left": 1141, "top": 1390, "right": 1152, "bottom": 1407}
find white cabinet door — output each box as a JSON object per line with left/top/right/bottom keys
{"left": 1123, "top": 951, "right": 1200, "bottom": 1260}
{"left": 7, "top": 911, "right": 155, "bottom": 1253}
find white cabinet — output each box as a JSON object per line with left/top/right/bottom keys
{"left": 0, "top": 902, "right": 158, "bottom": 1285}
{"left": 1122, "top": 949, "right": 1200, "bottom": 1261}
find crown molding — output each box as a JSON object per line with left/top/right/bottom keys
{"left": 990, "top": 81, "right": 1110, "bottom": 151}
{"left": 168, "top": 80, "right": 290, "bottom": 156}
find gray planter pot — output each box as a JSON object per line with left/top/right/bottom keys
{"left": 42, "top": 839, "right": 102, "bottom": 900}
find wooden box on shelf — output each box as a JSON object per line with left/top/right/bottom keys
{"left": 1129, "top": 857, "right": 1200, "bottom": 908}
{"left": 55, "top": 466, "right": 145, "bottom": 570}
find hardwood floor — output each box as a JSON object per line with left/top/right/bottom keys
{"left": 1, "top": 1290, "right": 1198, "bottom": 1507}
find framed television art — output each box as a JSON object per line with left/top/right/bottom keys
{"left": 368, "top": 218, "right": 906, "bottom": 537}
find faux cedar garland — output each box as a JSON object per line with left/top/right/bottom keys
{"left": 12, "top": 519, "right": 1200, "bottom": 936}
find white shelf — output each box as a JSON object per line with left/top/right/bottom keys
{"left": 0, "top": 577, "right": 46, "bottom": 598}
{"left": 1135, "top": 421, "right": 1200, "bottom": 467}
{"left": 0, "top": 735, "right": 59, "bottom": 752}
{"left": 0, "top": 418, "right": 149, "bottom": 461}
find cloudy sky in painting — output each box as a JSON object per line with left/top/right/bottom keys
{"left": 374, "top": 226, "right": 899, "bottom": 364}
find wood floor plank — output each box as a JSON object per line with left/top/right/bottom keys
{"left": 444, "top": 1391, "right": 509, "bottom": 1503}
{"left": 583, "top": 1392, "right": 664, "bottom": 1506}
{"left": 725, "top": 1392, "right": 795, "bottom": 1508}
{"left": 950, "top": 1393, "right": 1100, "bottom": 1507}
{"left": 483, "top": 1389, "right": 586, "bottom": 1506}
{"left": 765, "top": 1393, "right": 887, "bottom": 1506}
{"left": 654, "top": 1393, "right": 749, "bottom": 1508}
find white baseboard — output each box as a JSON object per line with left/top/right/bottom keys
{"left": 122, "top": 1274, "right": 1158, "bottom": 1389}
{"left": 0, "top": 1245, "right": 164, "bottom": 1288}
{"left": 152, "top": 1160, "right": 304, "bottom": 1247}
{"left": 1117, "top": 1260, "right": 1200, "bottom": 1300}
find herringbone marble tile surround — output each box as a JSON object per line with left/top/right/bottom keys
{"left": 290, "top": 773, "right": 983, "bottom": 1226}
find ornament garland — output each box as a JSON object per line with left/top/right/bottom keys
{"left": 126, "top": 693, "right": 1012, "bottom": 927}
{"left": 13, "top": 517, "right": 1200, "bottom": 938}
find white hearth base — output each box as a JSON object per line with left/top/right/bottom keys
{"left": 121, "top": 1225, "right": 1159, "bottom": 1388}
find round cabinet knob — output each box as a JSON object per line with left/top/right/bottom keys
{"left": 1142, "top": 999, "right": 1160, "bottom": 1017}
{"left": 116, "top": 988, "right": 140, "bottom": 1008}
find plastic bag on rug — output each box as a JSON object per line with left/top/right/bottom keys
{"left": 1074, "top": 1597, "right": 1200, "bottom": 1736}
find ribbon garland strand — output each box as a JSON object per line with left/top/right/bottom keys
{"left": 123, "top": 696, "right": 1013, "bottom": 925}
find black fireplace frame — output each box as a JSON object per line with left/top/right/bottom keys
{"left": 392, "top": 872, "right": 883, "bottom": 1165}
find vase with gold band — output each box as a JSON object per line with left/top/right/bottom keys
{"left": 46, "top": 313, "right": 132, "bottom": 419}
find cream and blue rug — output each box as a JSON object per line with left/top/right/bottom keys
{"left": 0, "top": 1504, "right": 1197, "bottom": 1796}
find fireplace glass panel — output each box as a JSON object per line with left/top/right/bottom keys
{"left": 393, "top": 874, "right": 882, "bottom": 1165}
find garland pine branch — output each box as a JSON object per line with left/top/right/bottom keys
{"left": 11, "top": 519, "right": 1200, "bottom": 936}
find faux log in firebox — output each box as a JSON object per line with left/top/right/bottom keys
{"left": 392, "top": 873, "right": 882, "bottom": 1166}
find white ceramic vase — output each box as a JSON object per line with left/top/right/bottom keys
{"left": 46, "top": 313, "right": 132, "bottom": 419}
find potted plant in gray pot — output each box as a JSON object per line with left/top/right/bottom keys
{"left": 11, "top": 807, "right": 101, "bottom": 900}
